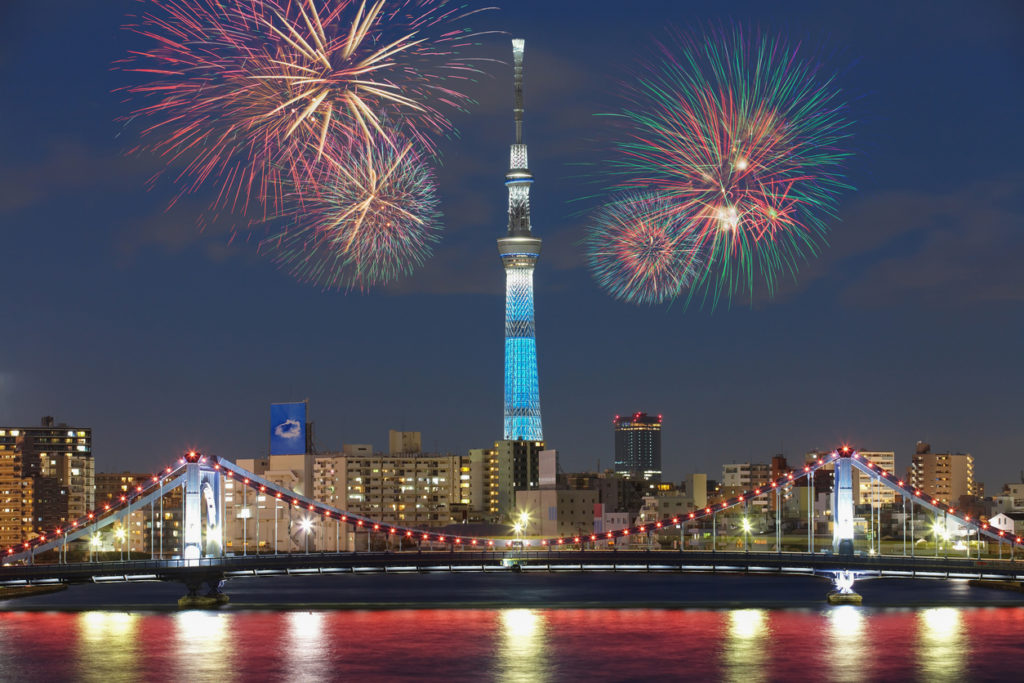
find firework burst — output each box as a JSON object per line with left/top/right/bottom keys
{"left": 121, "top": 0, "right": 492, "bottom": 216}
{"left": 595, "top": 25, "right": 854, "bottom": 306}
{"left": 584, "top": 193, "right": 702, "bottom": 306}
{"left": 260, "top": 133, "right": 442, "bottom": 290}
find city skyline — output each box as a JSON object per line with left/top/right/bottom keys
{"left": 0, "top": 1, "right": 1021, "bottom": 488}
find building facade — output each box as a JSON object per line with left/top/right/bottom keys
{"left": 910, "top": 443, "right": 975, "bottom": 505}
{"left": 467, "top": 447, "right": 500, "bottom": 522}
{"left": 613, "top": 413, "right": 663, "bottom": 481}
{"left": 857, "top": 451, "right": 898, "bottom": 506}
{"left": 0, "top": 417, "right": 93, "bottom": 541}
{"left": 495, "top": 439, "right": 544, "bottom": 521}
{"left": 388, "top": 430, "right": 422, "bottom": 455}
{"left": 516, "top": 488, "right": 598, "bottom": 538}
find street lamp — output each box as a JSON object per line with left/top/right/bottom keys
{"left": 932, "top": 521, "right": 944, "bottom": 558}
{"left": 90, "top": 533, "right": 101, "bottom": 563}
{"left": 300, "top": 517, "right": 313, "bottom": 553}
{"left": 115, "top": 527, "right": 126, "bottom": 562}
{"left": 741, "top": 517, "right": 752, "bottom": 553}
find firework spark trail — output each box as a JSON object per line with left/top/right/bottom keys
{"left": 260, "top": 133, "right": 442, "bottom": 290}
{"left": 120, "top": 0, "right": 493, "bottom": 218}
{"left": 594, "top": 25, "right": 854, "bottom": 307}
{"left": 584, "top": 193, "right": 703, "bottom": 306}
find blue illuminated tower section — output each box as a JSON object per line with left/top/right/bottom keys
{"left": 499, "top": 38, "right": 543, "bottom": 442}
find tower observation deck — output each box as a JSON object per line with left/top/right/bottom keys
{"left": 499, "top": 38, "right": 543, "bottom": 442}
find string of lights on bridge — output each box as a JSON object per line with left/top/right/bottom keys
{"left": 6, "top": 447, "right": 1023, "bottom": 559}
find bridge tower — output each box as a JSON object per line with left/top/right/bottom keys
{"left": 182, "top": 451, "right": 223, "bottom": 560}
{"left": 832, "top": 447, "right": 855, "bottom": 556}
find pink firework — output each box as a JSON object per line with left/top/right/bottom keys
{"left": 120, "top": 0, "right": 493, "bottom": 217}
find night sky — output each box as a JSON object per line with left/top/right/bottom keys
{"left": 1, "top": 1, "right": 1021, "bottom": 487}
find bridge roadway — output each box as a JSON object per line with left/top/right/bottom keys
{"left": 3, "top": 550, "right": 1024, "bottom": 588}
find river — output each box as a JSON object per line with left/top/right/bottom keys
{"left": 1, "top": 573, "right": 1022, "bottom": 681}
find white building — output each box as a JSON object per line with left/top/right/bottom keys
{"left": 989, "top": 512, "right": 1024, "bottom": 536}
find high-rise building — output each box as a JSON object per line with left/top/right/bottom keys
{"left": 495, "top": 439, "right": 545, "bottom": 521}
{"left": 856, "top": 451, "right": 897, "bottom": 506}
{"left": 910, "top": 442, "right": 975, "bottom": 505}
{"left": 96, "top": 472, "right": 153, "bottom": 505}
{"left": 499, "top": 39, "right": 543, "bottom": 442}
{"left": 614, "top": 413, "right": 663, "bottom": 481}
{"left": 0, "top": 417, "right": 94, "bottom": 539}
{"left": 720, "top": 462, "right": 772, "bottom": 511}
{"left": 467, "top": 448, "right": 500, "bottom": 521}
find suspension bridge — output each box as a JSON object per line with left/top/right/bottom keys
{"left": 2, "top": 449, "right": 1022, "bottom": 606}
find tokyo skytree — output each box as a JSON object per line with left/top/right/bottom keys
{"left": 498, "top": 38, "right": 543, "bottom": 442}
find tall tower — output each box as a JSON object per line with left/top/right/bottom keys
{"left": 499, "top": 38, "right": 543, "bottom": 442}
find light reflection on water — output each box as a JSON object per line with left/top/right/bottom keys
{"left": 0, "top": 605, "right": 1015, "bottom": 680}
{"left": 285, "top": 611, "right": 330, "bottom": 683}
{"left": 173, "top": 611, "right": 235, "bottom": 682}
{"left": 917, "top": 607, "right": 965, "bottom": 683}
{"left": 77, "top": 611, "right": 139, "bottom": 683}
{"left": 827, "top": 606, "right": 867, "bottom": 683}
{"left": 498, "top": 608, "right": 550, "bottom": 683}
{"left": 722, "top": 609, "right": 768, "bottom": 683}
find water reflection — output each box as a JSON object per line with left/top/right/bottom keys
{"left": 173, "top": 610, "right": 235, "bottom": 682}
{"left": 77, "top": 611, "right": 139, "bottom": 683}
{"left": 917, "top": 608, "right": 965, "bottom": 683}
{"left": 497, "top": 609, "right": 550, "bottom": 683}
{"left": 1, "top": 603, "right": 1017, "bottom": 680}
{"left": 722, "top": 609, "right": 768, "bottom": 683}
{"left": 827, "top": 606, "right": 867, "bottom": 682}
{"left": 285, "top": 611, "right": 330, "bottom": 682}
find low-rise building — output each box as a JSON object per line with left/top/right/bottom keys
{"left": 516, "top": 488, "right": 598, "bottom": 538}
{"left": 989, "top": 512, "right": 1024, "bottom": 537}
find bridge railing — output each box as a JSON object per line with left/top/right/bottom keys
{"left": 4, "top": 450, "right": 1022, "bottom": 567}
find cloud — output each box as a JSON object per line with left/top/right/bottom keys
{"left": 0, "top": 141, "right": 158, "bottom": 213}
{"left": 770, "top": 175, "right": 1024, "bottom": 307}
{"left": 274, "top": 418, "right": 302, "bottom": 440}
{"left": 383, "top": 242, "right": 503, "bottom": 296}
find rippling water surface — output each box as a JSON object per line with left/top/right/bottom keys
{"left": 2, "top": 606, "right": 1023, "bottom": 681}
{"left": 2, "top": 575, "right": 1023, "bottom": 681}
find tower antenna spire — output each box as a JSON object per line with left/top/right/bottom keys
{"left": 512, "top": 38, "right": 524, "bottom": 144}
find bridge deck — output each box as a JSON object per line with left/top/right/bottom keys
{"left": 2, "top": 550, "right": 1023, "bottom": 586}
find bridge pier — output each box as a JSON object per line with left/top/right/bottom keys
{"left": 826, "top": 570, "right": 862, "bottom": 605}
{"left": 177, "top": 575, "right": 229, "bottom": 609}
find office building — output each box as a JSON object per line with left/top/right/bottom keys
{"left": 614, "top": 412, "right": 663, "bottom": 481}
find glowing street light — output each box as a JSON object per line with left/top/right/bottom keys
{"left": 741, "top": 517, "right": 752, "bottom": 553}
{"left": 115, "top": 527, "right": 126, "bottom": 562}
{"left": 300, "top": 517, "right": 313, "bottom": 553}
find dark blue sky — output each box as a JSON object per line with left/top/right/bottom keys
{"left": 1, "top": 1, "right": 1021, "bottom": 487}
